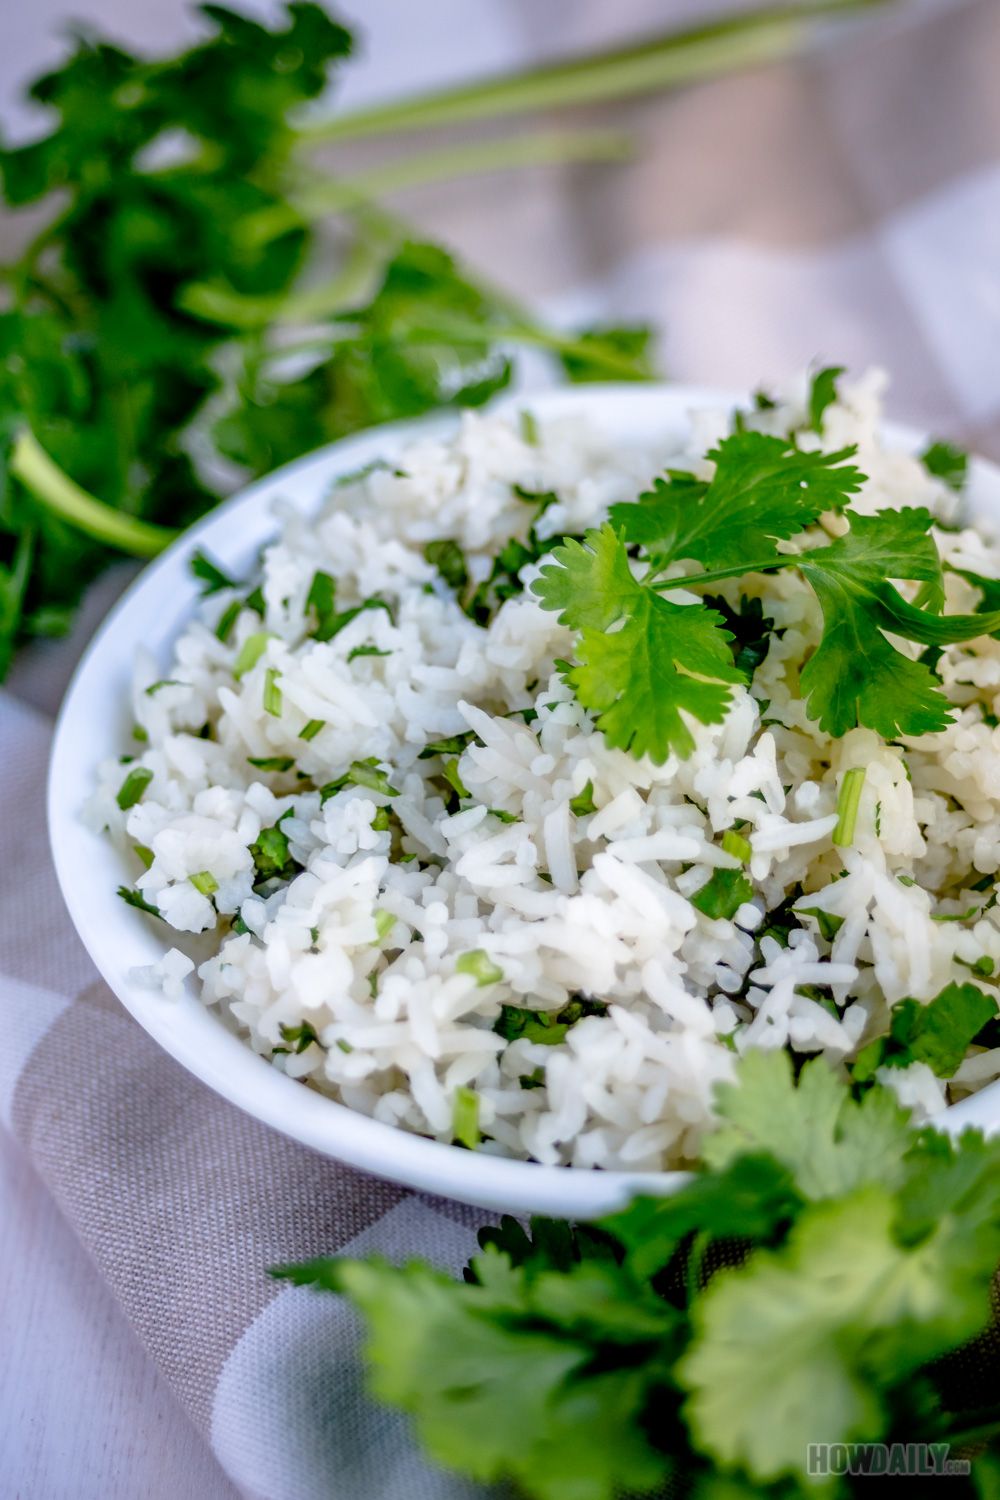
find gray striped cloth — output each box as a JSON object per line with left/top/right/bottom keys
{"left": 3, "top": 0, "right": 1000, "bottom": 1494}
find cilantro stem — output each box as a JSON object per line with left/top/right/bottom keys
{"left": 651, "top": 555, "right": 798, "bottom": 590}
{"left": 296, "top": 2, "right": 884, "bottom": 145}
{"left": 244, "top": 129, "right": 634, "bottom": 248}
{"left": 9, "top": 429, "right": 179, "bottom": 559}
{"left": 832, "top": 768, "right": 866, "bottom": 847}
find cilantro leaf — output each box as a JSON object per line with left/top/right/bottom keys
{"left": 678, "top": 1182, "right": 1000, "bottom": 1482}
{"left": 605, "top": 1155, "right": 803, "bottom": 1281}
{"left": 702, "top": 1050, "right": 913, "bottom": 1200}
{"left": 921, "top": 440, "right": 967, "bottom": 492}
{"left": 862, "top": 982, "right": 999, "bottom": 1081}
{"left": 189, "top": 549, "right": 235, "bottom": 595}
{"left": 689, "top": 866, "right": 753, "bottom": 921}
{"left": 533, "top": 525, "right": 741, "bottom": 761}
{"left": 795, "top": 508, "right": 999, "bottom": 738}
{"left": 276, "top": 1253, "right": 673, "bottom": 1500}
{"left": 806, "top": 364, "right": 844, "bottom": 433}
{"left": 608, "top": 433, "right": 863, "bottom": 572}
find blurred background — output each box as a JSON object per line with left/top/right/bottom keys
{"left": 4, "top": 0, "right": 998, "bottom": 442}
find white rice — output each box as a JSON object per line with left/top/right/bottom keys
{"left": 88, "top": 369, "right": 1000, "bottom": 1169}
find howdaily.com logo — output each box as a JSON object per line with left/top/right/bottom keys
{"left": 807, "top": 1443, "right": 970, "bottom": 1477}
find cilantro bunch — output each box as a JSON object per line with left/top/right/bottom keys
{"left": 0, "top": 1, "right": 890, "bottom": 676}
{"left": 275, "top": 1051, "right": 1000, "bottom": 1500}
{"left": 533, "top": 425, "right": 993, "bottom": 760}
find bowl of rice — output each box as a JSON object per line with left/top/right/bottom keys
{"left": 48, "top": 373, "right": 1000, "bottom": 1218}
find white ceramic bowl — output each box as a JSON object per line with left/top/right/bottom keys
{"left": 48, "top": 383, "right": 1000, "bottom": 1219}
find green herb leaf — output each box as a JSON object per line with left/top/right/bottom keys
{"left": 921, "top": 440, "right": 967, "bottom": 492}
{"left": 117, "top": 884, "right": 161, "bottom": 917}
{"left": 233, "top": 632, "right": 274, "bottom": 679}
{"left": 703, "top": 1050, "right": 913, "bottom": 1200}
{"left": 319, "top": 758, "right": 399, "bottom": 803}
{"left": 263, "top": 666, "right": 282, "bottom": 716}
{"left": 456, "top": 950, "right": 504, "bottom": 987}
{"left": 189, "top": 550, "right": 235, "bottom": 595}
{"left": 250, "top": 822, "right": 297, "bottom": 882}
{"left": 247, "top": 755, "right": 295, "bottom": 773}
{"left": 690, "top": 867, "right": 753, "bottom": 921}
{"left": 116, "top": 765, "right": 153, "bottom": 809}
{"left": 533, "top": 525, "right": 742, "bottom": 762}
{"left": 190, "top": 870, "right": 218, "bottom": 896}
{"left": 299, "top": 719, "right": 324, "bottom": 741}
{"left": 806, "top": 364, "right": 844, "bottom": 432}
{"left": 609, "top": 433, "right": 862, "bottom": 573}
{"left": 881, "top": 982, "right": 998, "bottom": 1079}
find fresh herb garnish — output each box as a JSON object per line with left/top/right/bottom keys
{"left": 274, "top": 1051, "right": 1000, "bottom": 1499}
{"left": 263, "top": 667, "right": 282, "bottom": 717}
{"left": 494, "top": 994, "right": 607, "bottom": 1044}
{"left": 690, "top": 866, "right": 753, "bottom": 921}
{"left": 249, "top": 822, "right": 298, "bottom": 882}
{"left": 921, "top": 439, "right": 968, "bottom": 492}
{"left": 116, "top": 765, "right": 153, "bottom": 810}
{"left": 233, "top": 632, "right": 274, "bottom": 679}
{"left": 535, "top": 437, "right": 1000, "bottom": 761}
{"left": 853, "top": 981, "right": 998, "bottom": 1083}
{"left": 806, "top": 364, "right": 844, "bottom": 432}
{"left": 247, "top": 755, "right": 295, "bottom": 773}
{"left": 189, "top": 551, "right": 236, "bottom": 595}
{"left": 277, "top": 1019, "right": 320, "bottom": 1055}
{"left": 299, "top": 719, "right": 325, "bottom": 741}
{"left": 319, "top": 758, "right": 399, "bottom": 803}
{"left": 117, "top": 885, "right": 161, "bottom": 917}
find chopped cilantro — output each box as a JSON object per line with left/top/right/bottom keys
{"left": 854, "top": 981, "right": 998, "bottom": 1082}
{"left": 250, "top": 823, "right": 298, "bottom": 882}
{"left": 371, "top": 807, "right": 390, "bottom": 832}
{"left": 233, "top": 632, "right": 273, "bottom": 679}
{"left": 519, "top": 410, "right": 539, "bottom": 446}
{"left": 796, "top": 906, "right": 844, "bottom": 942}
{"left": 690, "top": 866, "right": 753, "bottom": 921}
{"left": 806, "top": 364, "right": 844, "bottom": 433}
{"left": 487, "top": 808, "right": 518, "bottom": 824}
{"left": 347, "top": 645, "right": 392, "bottom": 661}
{"left": 319, "top": 759, "right": 399, "bottom": 804}
{"left": 921, "top": 439, "right": 967, "bottom": 492}
{"left": 452, "top": 1086, "right": 480, "bottom": 1150}
{"left": 832, "top": 767, "right": 865, "bottom": 847}
{"left": 442, "top": 758, "right": 470, "bottom": 800}
{"left": 278, "top": 1020, "right": 320, "bottom": 1055}
{"left": 306, "top": 570, "right": 337, "bottom": 640}
{"left": 132, "top": 725, "right": 148, "bottom": 742}
{"left": 300, "top": 719, "right": 325, "bottom": 741}
{"left": 263, "top": 667, "right": 282, "bottom": 716}
{"left": 424, "top": 538, "right": 468, "bottom": 593}
{"left": 190, "top": 870, "right": 218, "bottom": 896}
{"left": 419, "top": 732, "right": 478, "bottom": 759}
{"left": 144, "top": 679, "right": 183, "bottom": 695}
{"left": 244, "top": 586, "right": 266, "bottom": 617}
{"left": 116, "top": 765, "right": 153, "bottom": 809}
{"left": 189, "top": 550, "right": 235, "bottom": 595}
{"left": 372, "top": 909, "right": 396, "bottom": 944}
{"left": 494, "top": 994, "right": 607, "bottom": 1043}
{"left": 117, "top": 885, "right": 161, "bottom": 918}
{"left": 247, "top": 755, "right": 295, "bottom": 773}
{"left": 133, "top": 843, "right": 154, "bottom": 869}
{"left": 569, "top": 780, "right": 596, "bottom": 817}
{"left": 721, "top": 829, "right": 751, "bottom": 862}
{"left": 456, "top": 950, "right": 504, "bottom": 987}
{"left": 215, "top": 600, "right": 241, "bottom": 643}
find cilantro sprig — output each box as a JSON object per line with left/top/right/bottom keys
{"left": 274, "top": 1052, "right": 1000, "bottom": 1499}
{"left": 534, "top": 434, "right": 998, "bottom": 760}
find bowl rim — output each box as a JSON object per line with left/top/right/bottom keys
{"left": 47, "top": 380, "right": 1000, "bottom": 1219}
